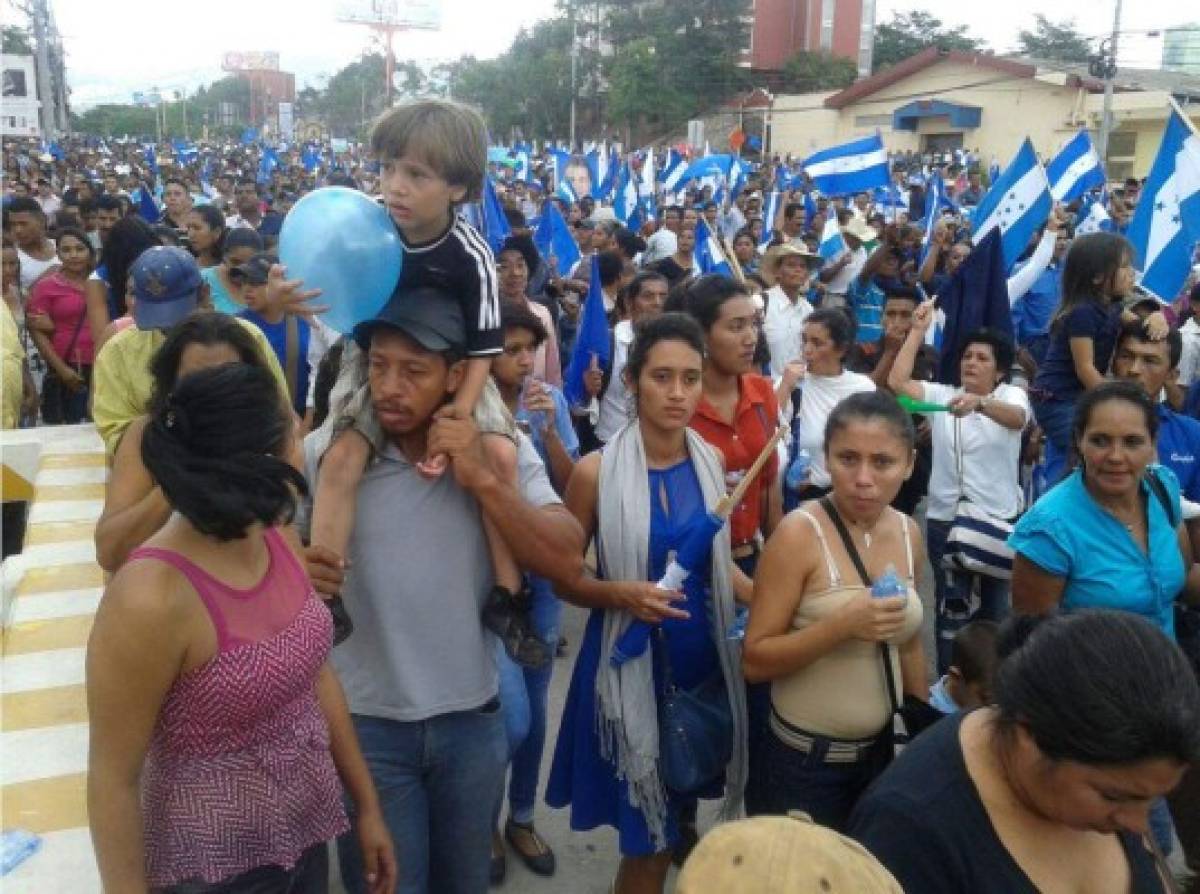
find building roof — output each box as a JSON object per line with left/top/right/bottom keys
{"left": 1007, "top": 55, "right": 1200, "bottom": 100}
{"left": 820, "top": 46, "right": 1200, "bottom": 110}
{"left": 823, "top": 48, "right": 1051, "bottom": 109}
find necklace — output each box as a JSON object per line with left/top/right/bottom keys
{"left": 853, "top": 517, "right": 881, "bottom": 548}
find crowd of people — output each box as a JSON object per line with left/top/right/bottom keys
{"left": 3, "top": 101, "right": 1200, "bottom": 894}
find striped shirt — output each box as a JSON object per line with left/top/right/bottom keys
{"left": 394, "top": 217, "right": 502, "bottom": 357}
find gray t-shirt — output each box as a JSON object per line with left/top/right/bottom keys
{"left": 303, "top": 431, "right": 559, "bottom": 723}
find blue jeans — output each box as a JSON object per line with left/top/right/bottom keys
{"left": 747, "top": 724, "right": 890, "bottom": 831}
{"left": 338, "top": 705, "right": 507, "bottom": 894}
{"left": 926, "top": 519, "right": 1013, "bottom": 674}
{"left": 1032, "top": 396, "right": 1075, "bottom": 486}
{"left": 495, "top": 576, "right": 562, "bottom": 826}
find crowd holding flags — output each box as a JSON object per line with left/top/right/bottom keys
{"left": 475, "top": 103, "right": 1198, "bottom": 322}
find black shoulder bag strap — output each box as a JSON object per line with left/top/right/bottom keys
{"left": 819, "top": 496, "right": 901, "bottom": 717}
{"left": 1145, "top": 468, "right": 1180, "bottom": 528}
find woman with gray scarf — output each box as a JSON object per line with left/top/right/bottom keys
{"left": 546, "top": 313, "right": 750, "bottom": 894}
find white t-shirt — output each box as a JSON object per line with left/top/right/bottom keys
{"left": 786, "top": 370, "right": 877, "bottom": 488}
{"left": 763, "top": 285, "right": 813, "bottom": 377}
{"left": 922, "top": 382, "right": 1031, "bottom": 522}
{"left": 1179, "top": 318, "right": 1200, "bottom": 388}
{"left": 823, "top": 245, "right": 868, "bottom": 295}
{"left": 16, "top": 243, "right": 58, "bottom": 292}
{"left": 596, "top": 319, "right": 632, "bottom": 443}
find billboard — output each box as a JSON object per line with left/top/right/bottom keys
{"left": 336, "top": 0, "right": 441, "bottom": 29}
{"left": 132, "top": 91, "right": 162, "bottom": 107}
{"left": 222, "top": 51, "right": 280, "bottom": 72}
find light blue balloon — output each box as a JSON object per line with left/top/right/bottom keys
{"left": 278, "top": 187, "right": 402, "bottom": 335}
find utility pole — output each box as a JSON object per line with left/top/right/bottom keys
{"left": 1096, "top": 0, "right": 1123, "bottom": 164}
{"left": 30, "top": 0, "right": 57, "bottom": 139}
{"left": 569, "top": 0, "right": 578, "bottom": 150}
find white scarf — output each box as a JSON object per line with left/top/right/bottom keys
{"left": 595, "top": 421, "right": 747, "bottom": 849}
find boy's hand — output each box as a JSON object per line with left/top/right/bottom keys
{"left": 427, "top": 414, "right": 493, "bottom": 491}
{"left": 267, "top": 263, "right": 329, "bottom": 321}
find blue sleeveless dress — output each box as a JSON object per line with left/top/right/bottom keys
{"left": 545, "top": 459, "right": 721, "bottom": 856}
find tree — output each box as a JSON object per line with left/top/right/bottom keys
{"left": 1017, "top": 15, "right": 1093, "bottom": 64}
{"left": 872, "top": 10, "right": 986, "bottom": 72}
{"left": 2, "top": 25, "right": 31, "bottom": 55}
{"left": 781, "top": 51, "right": 858, "bottom": 92}
{"left": 73, "top": 104, "right": 159, "bottom": 138}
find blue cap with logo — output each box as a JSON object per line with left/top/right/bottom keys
{"left": 131, "top": 246, "right": 203, "bottom": 331}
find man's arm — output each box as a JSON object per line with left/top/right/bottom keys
{"left": 429, "top": 416, "right": 585, "bottom": 590}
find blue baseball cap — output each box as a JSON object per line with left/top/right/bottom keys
{"left": 131, "top": 246, "right": 203, "bottom": 331}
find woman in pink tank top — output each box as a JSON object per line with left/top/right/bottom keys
{"left": 87, "top": 362, "right": 396, "bottom": 893}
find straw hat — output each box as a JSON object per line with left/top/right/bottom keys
{"left": 842, "top": 216, "right": 878, "bottom": 243}
{"left": 677, "top": 812, "right": 904, "bottom": 894}
{"left": 761, "top": 242, "right": 822, "bottom": 287}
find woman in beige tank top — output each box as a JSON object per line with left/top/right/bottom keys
{"left": 743, "top": 391, "right": 929, "bottom": 829}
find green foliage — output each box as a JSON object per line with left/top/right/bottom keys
{"left": 781, "top": 51, "right": 858, "bottom": 92}
{"left": 1017, "top": 15, "right": 1093, "bottom": 64}
{"left": 871, "top": 10, "right": 986, "bottom": 72}
{"left": 3, "top": 25, "right": 31, "bottom": 55}
{"left": 445, "top": 18, "right": 573, "bottom": 140}
{"left": 444, "top": 0, "right": 750, "bottom": 141}
{"left": 73, "top": 104, "right": 160, "bottom": 138}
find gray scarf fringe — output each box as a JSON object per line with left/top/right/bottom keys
{"left": 595, "top": 422, "right": 747, "bottom": 851}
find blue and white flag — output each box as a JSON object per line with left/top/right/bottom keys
{"left": 301, "top": 144, "right": 321, "bottom": 173}
{"left": 555, "top": 178, "right": 578, "bottom": 206}
{"left": 257, "top": 147, "right": 279, "bottom": 185}
{"left": 1075, "top": 194, "right": 1114, "bottom": 236}
{"left": 803, "top": 190, "right": 817, "bottom": 230}
{"left": 675, "top": 154, "right": 736, "bottom": 192}
{"left": 514, "top": 143, "right": 532, "bottom": 183}
{"left": 972, "top": 138, "right": 1053, "bottom": 272}
{"left": 660, "top": 149, "right": 686, "bottom": 191}
{"left": 550, "top": 149, "right": 571, "bottom": 188}
{"left": 564, "top": 255, "right": 612, "bottom": 408}
{"left": 613, "top": 162, "right": 641, "bottom": 225}
{"left": 759, "top": 190, "right": 782, "bottom": 252}
{"left": 533, "top": 199, "right": 582, "bottom": 276}
{"left": 1046, "top": 130, "right": 1106, "bottom": 204}
{"left": 802, "top": 133, "right": 890, "bottom": 196}
{"left": 135, "top": 184, "right": 159, "bottom": 223}
{"left": 600, "top": 152, "right": 622, "bottom": 203}
{"left": 920, "top": 171, "right": 955, "bottom": 264}
{"left": 693, "top": 218, "right": 734, "bottom": 278}
{"left": 1127, "top": 106, "right": 1200, "bottom": 301}
{"left": 481, "top": 175, "right": 512, "bottom": 254}
{"left": 818, "top": 215, "right": 847, "bottom": 262}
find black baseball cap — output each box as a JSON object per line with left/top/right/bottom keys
{"left": 230, "top": 252, "right": 275, "bottom": 286}
{"left": 353, "top": 287, "right": 466, "bottom": 354}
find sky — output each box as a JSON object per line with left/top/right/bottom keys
{"left": 8, "top": 0, "right": 1196, "bottom": 110}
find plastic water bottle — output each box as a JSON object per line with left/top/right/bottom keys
{"left": 726, "top": 605, "right": 750, "bottom": 641}
{"left": 785, "top": 448, "right": 812, "bottom": 493}
{"left": 520, "top": 378, "right": 547, "bottom": 436}
{"left": 871, "top": 564, "right": 907, "bottom": 600}
{"left": 1, "top": 830, "right": 41, "bottom": 875}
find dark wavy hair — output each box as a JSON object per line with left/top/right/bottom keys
{"left": 995, "top": 612, "right": 1200, "bottom": 765}
{"left": 141, "top": 363, "right": 304, "bottom": 541}
{"left": 148, "top": 314, "right": 269, "bottom": 415}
